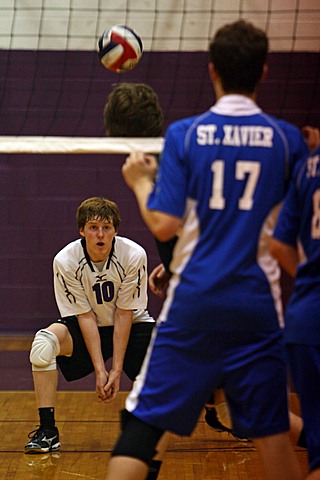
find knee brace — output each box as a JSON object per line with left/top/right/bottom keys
{"left": 112, "top": 409, "right": 164, "bottom": 465}
{"left": 30, "top": 329, "right": 60, "bottom": 371}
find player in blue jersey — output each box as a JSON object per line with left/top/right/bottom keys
{"left": 103, "top": 82, "right": 163, "bottom": 138}
{"left": 270, "top": 128, "right": 320, "bottom": 478}
{"left": 104, "top": 82, "right": 170, "bottom": 480}
{"left": 104, "top": 19, "right": 310, "bottom": 480}
{"left": 105, "top": 82, "right": 245, "bottom": 441}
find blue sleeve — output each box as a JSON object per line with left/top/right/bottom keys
{"left": 277, "top": 119, "right": 309, "bottom": 178}
{"left": 148, "top": 121, "right": 188, "bottom": 218}
{"left": 273, "top": 167, "right": 302, "bottom": 246}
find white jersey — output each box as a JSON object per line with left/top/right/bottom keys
{"left": 53, "top": 236, "right": 153, "bottom": 326}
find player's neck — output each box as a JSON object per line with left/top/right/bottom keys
{"left": 214, "top": 79, "right": 257, "bottom": 102}
{"left": 92, "top": 259, "right": 106, "bottom": 271}
{"left": 217, "top": 90, "right": 257, "bottom": 102}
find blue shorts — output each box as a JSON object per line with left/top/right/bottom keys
{"left": 287, "top": 344, "right": 320, "bottom": 471}
{"left": 126, "top": 320, "right": 290, "bottom": 438}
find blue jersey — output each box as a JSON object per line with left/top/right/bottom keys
{"left": 148, "top": 95, "right": 307, "bottom": 333}
{"left": 274, "top": 145, "right": 320, "bottom": 344}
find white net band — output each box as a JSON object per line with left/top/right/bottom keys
{"left": 0, "top": 136, "right": 164, "bottom": 154}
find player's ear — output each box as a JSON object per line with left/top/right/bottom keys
{"left": 260, "top": 64, "right": 268, "bottom": 82}
{"left": 208, "top": 62, "right": 218, "bottom": 82}
{"left": 79, "top": 227, "right": 85, "bottom": 237}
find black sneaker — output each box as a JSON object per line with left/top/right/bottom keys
{"left": 24, "top": 426, "right": 60, "bottom": 453}
{"left": 204, "top": 407, "right": 249, "bottom": 442}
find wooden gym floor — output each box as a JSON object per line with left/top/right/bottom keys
{"left": 0, "top": 335, "right": 309, "bottom": 480}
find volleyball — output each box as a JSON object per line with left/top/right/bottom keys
{"left": 98, "top": 25, "right": 143, "bottom": 73}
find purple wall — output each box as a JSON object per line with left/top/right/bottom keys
{"left": 0, "top": 153, "right": 164, "bottom": 332}
{"left": 0, "top": 50, "right": 319, "bottom": 333}
{"left": 1, "top": 51, "right": 319, "bottom": 136}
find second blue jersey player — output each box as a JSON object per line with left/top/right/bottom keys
{"left": 271, "top": 136, "right": 320, "bottom": 477}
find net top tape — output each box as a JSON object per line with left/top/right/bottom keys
{"left": 0, "top": 136, "right": 164, "bottom": 154}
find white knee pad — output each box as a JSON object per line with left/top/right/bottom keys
{"left": 30, "top": 329, "right": 60, "bottom": 371}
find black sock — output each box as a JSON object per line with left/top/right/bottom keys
{"left": 38, "top": 407, "right": 55, "bottom": 430}
{"left": 146, "top": 460, "right": 162, "bottom": 480}
{"left": 206, "top": 393, "right": 215, "bottom": 406}
{"left": 297, "top": 427, "right": 306, "bottom": 448}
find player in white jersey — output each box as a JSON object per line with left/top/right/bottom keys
{"left": 24, "top": 197, "right": 155, "bottom": 454}
{"left": 104, "top": 20, "right": 309, "bottom": 480}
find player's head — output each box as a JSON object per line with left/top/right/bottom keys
{"left": 76, "top": 197, "right": 121, "bottom": 232}
{"left": 103, "top": 82, "right": 163, "bottom": 137}
{"left": 209, "top": 19, "right": 268, "bottom": 94}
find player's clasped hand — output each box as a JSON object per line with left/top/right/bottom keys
{"left": 96, "top": 370, "right": 109, "bottom": 402}
{"left": 101, "top": 369, "right": 121, "bottom": 403}
{"left": 122, "top": 152, "right": 158, "bottom": 191}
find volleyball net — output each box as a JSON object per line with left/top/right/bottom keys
{"left": 2, "top": 0, "right": 319, "bottom": 52}
{"left": 0, "top": 137, "right": 163, "bottom": 154}
{"left": 1, "top": 1, "right": 319, "bottom": 140}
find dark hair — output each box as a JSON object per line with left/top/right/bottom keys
{"left": 103, "top": 83, "right": 163, "bottom": 137}
{"left": 76, "top": 197, "right": 121, "bottom": 231}
{"left": 209, "top": 20, "right": 268, "bottom": 93}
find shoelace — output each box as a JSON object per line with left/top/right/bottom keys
{"left": 27, "top": 425, "right": 41, "bottom": 439}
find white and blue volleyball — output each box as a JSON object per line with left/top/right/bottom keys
{"left": 98, "top": 25, "right": 143, "bottom": 73}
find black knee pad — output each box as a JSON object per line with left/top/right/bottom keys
{"left": 112, "top": 409, "right": 164, "bottom": 465}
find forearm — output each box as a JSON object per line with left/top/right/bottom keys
{"left": 77, "top": 311, "right": 105, "bottom": 374}
{"left": 111, "top": 308, "right": 133, "bottom": 374}
{"left": 269, "top": 237, "right": 298, "bottom": 278}
{"left": 131, "top": 178, "right": 164, "bottom": 236}
{"left": 122, "top": 151, "right": 181, "bottom": 241}
{"left": 132, "top": 179, "right": 180, "bottom": 242}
